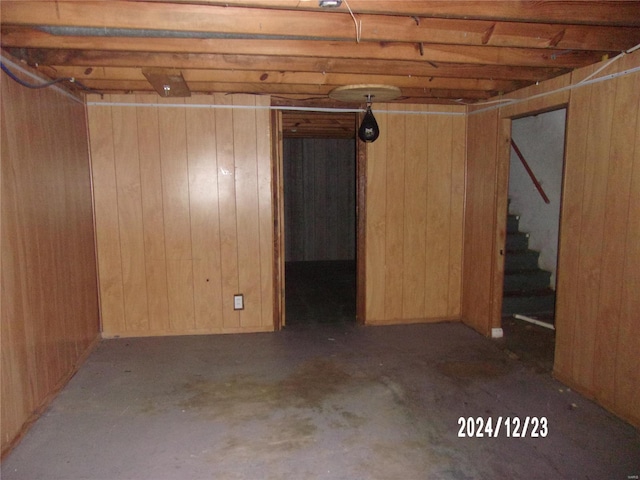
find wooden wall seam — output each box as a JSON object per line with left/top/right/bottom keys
{"left": 1, "top": 67, "right": 100, "bottom": 454}
{"left": 89, "top": 94, "right": 274, "bottom": 337}
{"left": 464, "top": 50, "right": 640, "bottom": 428}
{"left": 366, "top": 105, "right": 466, "bottom": 325}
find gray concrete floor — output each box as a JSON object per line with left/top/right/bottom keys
{"left": 3, "top": 321, "right": 639, "bottom": 480}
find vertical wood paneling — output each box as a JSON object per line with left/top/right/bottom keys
{"left": 574, "top": 76, "right": 616, "bottom": 391}
{"left": 2, "top": 74, "right": 99, "bottom": 454}
{"left": 89, "top": 94, "right": 273, "bottom": 336}
{"left": 425, "top": 110, "right": 452, "bottom": 317}
{"left": 402, "top": 105, "right": 428, "bottom": 319}
{"left": 553, "top": 67, "right": 594, "bottom": 378}
{"left": 464, "top": 51, "right": 640, "bottom": 427}
{"left": 87, "top": 96, "right": 126, "bottom": 334}
{"left": 448, "top": 112, "right": 466, "bottom": 317}
{"left": 366, "top": 105, "right": 388, "bottom": 321}
{"left": 214, "top": 94, "right": 241, "bottom": 329}
{"left": 185, "top": 96, "right": 223, "bottom": 331}
{"left": 384, "top": 108, "right": 406, "bottom": 320}
{"left": 558, "top": 59, "right": 640, "bottom": 426}
{"left": 158, "top": 99, "right": 196, "bottom": 332}
{"left": 136, "top": 95, "right": 170, "bottom": 332}
{"left": 366, "top": 105, "right": 466, "bottom": 324}
{"left": 233, "top": 95, "right": 262, "bottom": 328}
{"left": 255, "top": 97, "right": 274, "bottom": 329}
{"left": 615, "top": 102, "right": 640, "bottom": 424}
{"left": 462, "top": 108, "right": 499, "bottom": 335}
{"left": 111, "top": 95, "right": 149, "bottom": 332}
{"left": 593, "top": 62, "right": 639, "bottom": 406}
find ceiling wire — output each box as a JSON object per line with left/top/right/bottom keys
{"left": 1, "top": 61, "right": 101, "bottom": 94}
{"left": 343, "top": 0, "right": 362, "bottom": 43}
{"left": 1, "top": 62, "right": 69, "bottom": 89}
{"left": 578, "top": 42, "right": 640, "bottom": 84}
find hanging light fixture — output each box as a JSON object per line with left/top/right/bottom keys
{"left": 329, "top": 84, "right": 401, "bottom": 143}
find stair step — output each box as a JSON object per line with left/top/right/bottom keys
{"left": 505, "top": 232, "right": 530, "bottom": 250}
{"left": 504, "top": 269, "right": 551, "bottom": 291}
{"left": 506, "top": 215, "right": 520, "bottom": 234}
{"left": 502, "top": 289, "right": 556, "bottom": 316}
{"left": 505, "top": 250, "right": 539, "bottom": 271}
{"left": 512, "top": 311, "right": 556, "bottom": 326}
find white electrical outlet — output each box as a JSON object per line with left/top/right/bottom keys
{"left": 233, "top": 294, "right": 244, "bottom": 310}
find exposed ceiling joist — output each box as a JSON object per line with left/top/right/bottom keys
{"left": 135, "top": 0, "right": 640, "bottom": 26}
{"left": 1, "top": 0, "right": 639, "bottom": 107}
{"left": 2, "top": 2, "right": 638, "bottom": 50}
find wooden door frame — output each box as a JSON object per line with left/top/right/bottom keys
{"left": 271, "top": 110, "right": 286, "bottom": 330}
{"left": 355, "top": 120, "right": 367, "bottom": 325}
{"left": 491, "top": 105, "right": 568, "bottom": 335}
{"left": 490, "top": 117, "right": 512, "bottom": 335}
{"left": 271, "top": 110, "right": 366, "bottom": 329}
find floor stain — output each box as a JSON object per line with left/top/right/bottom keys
{"left": 279, "top": 358, "right": 352, "bottom": 407}
{"left": 179, "top": 358, "right": 355, "bottom": 420}
{"left": 437, "top": 359, "right": 511, "bottom": 380}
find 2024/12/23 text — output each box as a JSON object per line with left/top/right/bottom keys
{"left": 457, "top": 416, "right": 548, "bottom": 438}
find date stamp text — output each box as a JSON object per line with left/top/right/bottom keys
{"left": 457, "top": 416, "right": 548, "bottom": 438}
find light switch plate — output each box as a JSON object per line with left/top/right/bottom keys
{"left": 234, "top": 294, "right": 244, "bottom": 310}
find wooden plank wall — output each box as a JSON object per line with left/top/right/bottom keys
{"left": 554, "top": 53, "right": 640, "bottom": 427}
{"left": 283, "top": 138, "right": 356, "bottom": 262}
{"left": 1, "top": 70, "right": 99, "bottom": 454}
{"left": 87, "top": 94, "right": 274, "bottom": 337}
{"left": 462, "top": 73, "right": 574, "bottom": 336}
{"left": 365, "top": 105, "right": 465, "bottom": 324}
{"left": 463, "top": 51, "right": 640, "bottom": 427}
{"left": 461, "top": 108, "right": 500, "bottom": 336}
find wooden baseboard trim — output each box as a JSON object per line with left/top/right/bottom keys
{"left": 365, "top": 316, "right": 460, "bottom": 326}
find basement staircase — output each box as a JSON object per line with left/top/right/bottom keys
{"left": 502, "top": 212, "right": 556, "bottom": 324}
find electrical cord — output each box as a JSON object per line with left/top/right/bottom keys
{"left": 1, "top": 61, "right": 98, "bottom": 93}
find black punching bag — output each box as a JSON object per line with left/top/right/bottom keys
{"left": 358, "top": 105, "right": 379, "bottom": 143}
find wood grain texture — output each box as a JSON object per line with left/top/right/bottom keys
{"left": 136, "top": 95, "right": 171, "bottom": 332}
{"left": 213, "top": 93, "right": 241, "bottom": 329}
{"left": 366, "top": 105, "right": 466, "bottom": 324}
{"left": 1, "top": 71, "right": 99, "bottom": 454}
{"left": 465, "top": 51, "right": 640, "bottom": 427}
{"left": 185, "top": 96, "right": 223, "bottom": 331}
{"left": 556, "top": 55, "right": 640, "bottom": 426}
{"left": 365, "top": 106, "right": 387, "bottom": 321}
{"left": 89, "top": 94, "right": 274, "bottom": 336}
{"left": 462, "top": 108, "right": 499, "bottom": 336}
{"left": 383, "top": 107, "right": 406, "bottom": 320}
{"left": 593, "top": 59, "right": 639, "bottom": 406}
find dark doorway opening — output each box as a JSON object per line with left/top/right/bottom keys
{"left": 282, "top": 133, "right": 357, "bottom": 327}
{"left": 501, "top": 108, "right": 567, "bottom": 372}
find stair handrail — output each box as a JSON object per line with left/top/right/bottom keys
{"left": 510, "top": 139, "right": 551, "bottom": 204}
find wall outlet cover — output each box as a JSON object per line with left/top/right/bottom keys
{"left": 234, "top": 294, "right": 244, "bottom": 310}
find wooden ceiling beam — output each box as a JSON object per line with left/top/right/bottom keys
{"left": 48, "top": 65, "right": 525, "bottom": 92}
{"left": 7, "top": 49, "right": 568, "bottom": 82}
{"left": 67, "top": 79, "right": 494, "bottom": 102}
{"left": 272, "top": 95, "right": 459, "bottom": 107}
{"left": 1, "top": 27, "right": 610, "bottom": 68}
{"left": 2, "top": 1, "right": 638, "bottom": 51}
{"left": 146, "top": 0, "right": 640, "bottom": 26}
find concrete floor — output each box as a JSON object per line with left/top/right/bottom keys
{"left": 3, "top": 262, "right": 639, "bottom": 479}
{"left": 3, "top": 323, "right": 639, "bottom": 480}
